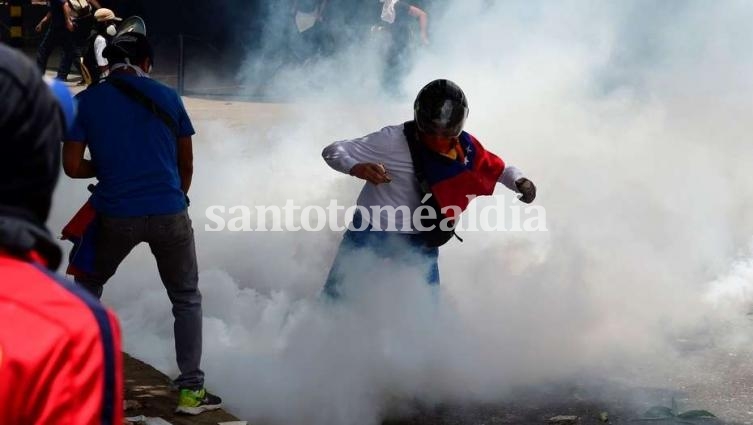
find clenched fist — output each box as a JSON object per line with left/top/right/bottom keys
{"left": 515, "top": 178, "right": 536, "bottom": 204}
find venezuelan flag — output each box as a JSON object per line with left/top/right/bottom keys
{"left": 417, "top": 132, "right": 505, "bottom": 219}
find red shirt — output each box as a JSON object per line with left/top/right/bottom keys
{"left": 0, "top": 253, "right": 123, "bottom": 425}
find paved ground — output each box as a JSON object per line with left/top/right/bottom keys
{"left": 124, "top": 353, "right": 241, "bottom": 425}
{"left": 123, "top": 346, "right": 751, "bottom": 425}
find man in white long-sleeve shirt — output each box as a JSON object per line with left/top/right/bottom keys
{"left": 321, "top": 79, "right": 537, "bottom": 297}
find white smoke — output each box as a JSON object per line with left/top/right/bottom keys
{"left": 47, "top": 0, "right": 753, "bottom": 423}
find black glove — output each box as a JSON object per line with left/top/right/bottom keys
{"left": 515, "top": 178, "right": 536, "bottom": 204}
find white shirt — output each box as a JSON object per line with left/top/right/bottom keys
{"left": 295, "top": 11, "right": 317, "bottom": 33}
{"left": 322, "top": 124, "right": 525, "bottom": 232}
{"left": 94, "top": 35, "right": 108, "bottom": 67}
{"left": 380, "top": 0, "right": 400, "bottom": 24}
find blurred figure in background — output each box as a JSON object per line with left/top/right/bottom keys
{"left": 36, "top": 0, "right": 101, "bottom": 83}
{"left": 378, "top": 0, "right": 428, "bottom": 45}
{"left": 36, "top": 0, "right": 82, "bottom": 81}
{"left": 374, "top": 0, "right": 429, "bottom": 92}
{"left": 291, "top": 0, "right": 335, "bottom": 62}
{"left": 82, "top": 8, "right": 122, "bottom": 86}
{"left": 0, "top": 44, "right": 123, "bottom": 425}
{"left": 70, "top": 0, "right": 103, "bottom": 84}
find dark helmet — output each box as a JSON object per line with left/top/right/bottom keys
{"left": 103, "top": 31, "right": 153, "bottom": 65}
{"left": 414, "top": 79, "right": 469, "bottom": 137}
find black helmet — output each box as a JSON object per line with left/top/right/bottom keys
{"left": 414, "top": 79, "right": 469, "bottom": 137}
{"left": 103, "top": 31, "right": 153, "bottom": 65}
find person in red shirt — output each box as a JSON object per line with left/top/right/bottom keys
{"left": 0, "top": 44, "right": 123, "bottom": 425}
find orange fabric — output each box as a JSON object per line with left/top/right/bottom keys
{"left": 0, "top": 254, "right": 123, "bottom": 425}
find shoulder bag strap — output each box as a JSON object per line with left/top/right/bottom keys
{"left": 107, "top": 77, "right": 179, "bottom": 139}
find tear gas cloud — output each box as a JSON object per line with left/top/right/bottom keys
{"left": 48, "top": 1, "right": 753, "bottom": 423}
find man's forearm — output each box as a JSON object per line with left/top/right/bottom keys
{"left": 63, "top": 2, "right": 73, "bottom": 20}
{"left": 69, "top": 159, "right": 97, "bottom": 179}
{"left": 499, "top": 165, "right": 525, "bottom": 192}
{"left": 408, "top": 6, "right": 429, "bottom": 40}
{"left": 179, "top": 168, "right": 193, "bottom": 194}
{"left": 63, "top": 3, "right": 74, "bottom": 30}
{"left": 177, "top": 136, "right": 194, "bottom": 194}
{"left": 418, "top": 13, "right": 428, "bottom": 39}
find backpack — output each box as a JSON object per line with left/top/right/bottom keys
{"left": 68, "top": 0, "right": 92, "bottom": 18}
{"left": 403, "top": 121, "right": 463, "bottom": 248}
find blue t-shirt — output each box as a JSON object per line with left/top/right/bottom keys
{"left": 67, "top": 75, "right": 195, "bottom": 217}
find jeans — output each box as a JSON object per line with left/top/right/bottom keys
{"left": 323, "top": 212, "right": 439, "bottom": 298}
{"left": 36, "top": 25, "right": 79, "bottom": 79}
{"left": 76, "top": 210, "right": 204, "bottom": 390}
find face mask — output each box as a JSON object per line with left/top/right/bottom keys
{"left": 106, "top": 24, "right": 117, "bottom": 37}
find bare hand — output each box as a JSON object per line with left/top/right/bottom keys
{"left": 35, "top": 22, "right": 44, "bottom": 33}
{"left": 350, "top": 163, "right": 391, "bottom": 185}
{"left": 66, "top": 20, "right": 75, "bottom": 32}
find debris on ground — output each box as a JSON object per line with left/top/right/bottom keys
{"left": 125, "top": 416, "right": 173, "bottom": 425}
{"left": 548, "top": 415, "right": 579, "bottom": 424}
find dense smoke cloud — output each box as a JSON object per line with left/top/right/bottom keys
{"left": 48, "top": 0, "right": 753, "bottom": 423}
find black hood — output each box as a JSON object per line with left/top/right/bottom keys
{"left": 0, "top": 45, "right": 64, "bottom": 230}
{"left": 0, "top": 45, "right": 65, "bottom": 268}
{"left": 0, "top": 216, "right": 62, "bottom": 270}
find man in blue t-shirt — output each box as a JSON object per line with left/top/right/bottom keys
{"left": 62, "top": 32, "right": 222, "bottom": 416}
